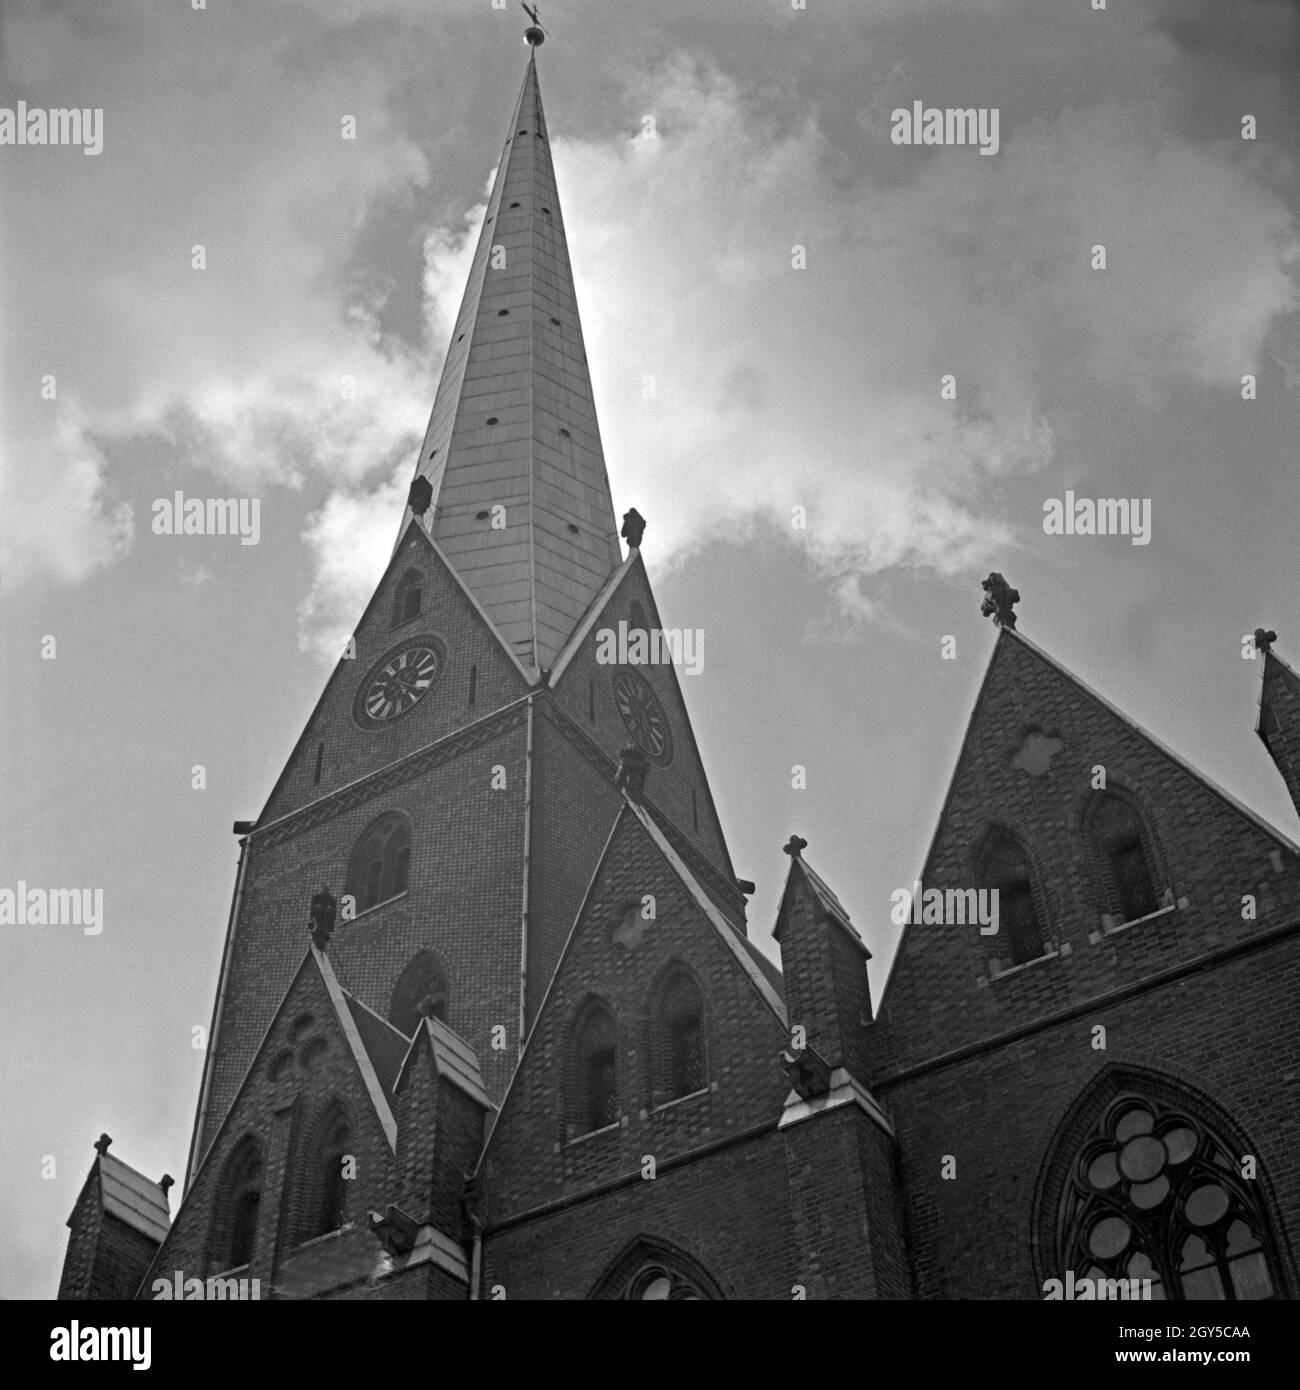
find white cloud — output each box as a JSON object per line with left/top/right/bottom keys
{"left": 0, "top": 404, "right": 134, "bottom": 591}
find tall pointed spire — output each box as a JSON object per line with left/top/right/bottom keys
{"left": 398, "top": 41, "right": 622, "bottom": 675}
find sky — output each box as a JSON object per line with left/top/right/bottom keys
{"left": 2, "top": 0, "right": 1299, "bottom": 1300}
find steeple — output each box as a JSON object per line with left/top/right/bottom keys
{"left": 397, "top": 44, "right": 622, "bottom": 676}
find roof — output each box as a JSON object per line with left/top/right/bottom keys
{"left": 1257, "top": 646, "right": 1300, "bottom": 757}
{"left": 740, "top": 935, "right": 786, "bottom": 1001}
{"left": 395, "top": 51, "right": 623, "bottom": 674}
{"left": 914, "top": 626, "right": 1300, "bottom": 890}
{"left": 1008, "top": 628, "right": 1300, "bottom": 856}
{"left": 625, "top": 800, "right": 789, "bottom": 1029}
{"left": 397, "top": 1015, "right": 493, "bottom": 1111}
{"left": 312, "top": 946, "right": 398, "bottom": 1151}
{"left": 343, "top": 992, "right": 412, "bottom": 1102}
{"left": 92, "top": 1153, "right": 171, "bottom": 1243}
{"left": 477, "top": 800, "right": 788, "bottom": 1173}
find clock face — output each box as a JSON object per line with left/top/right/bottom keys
{"left": 354, "top": 639, "right": 445, "bottom": 727}
{"left": 611, "top": 669, "right": 673, "bottom": 765}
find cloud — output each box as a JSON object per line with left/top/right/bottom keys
{"left": 547, "top": 59, "right": 1296, "bottom": 617}
{"left": 0, "top": 403, "right": 134, "bottom": 591}
{"left": 298, "top": 463, "right": 409, "bottom": 660}
{"left": 4, "top": 4, "right": 1296, "bottom": 640}
{"left": 0, "top": 0, "right": 435, "bottom": 594}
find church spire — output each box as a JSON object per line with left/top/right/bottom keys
{"left": 397, "top": 35, "right": 622, "bottom": 676}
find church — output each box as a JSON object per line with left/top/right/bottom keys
{"left": 57, "top": 27, "right": 1300, "bottom": 1303}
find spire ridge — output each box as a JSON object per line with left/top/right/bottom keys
{"left": 397, "top": 50, "right": 621, "bottom": 675}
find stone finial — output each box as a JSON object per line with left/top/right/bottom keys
{"left": 407, "top": 476, "right": 433, "bottom": 518}
{"left": 783, "top": 835, "right": 807, "bottom": 859}
{"left": 1255, "top": 627, "right": 1278, "bottom": 655}
{"left": 615, "top": 743, "right": 649, "bottom": 801}
{"left": 621, "top": 508, "right": 646, "bottom": 550}
{"left": 160, "top": 1174, "right": 175, "bottom": 1197}
{"left": 980, "top": 572, "right": 1020, "bottom": 629}
{"left": 93, "top": 1133, "right": 112, "bottom": 1157}
{"left": 309, "top": 888, "right": 337, "bottom": 951}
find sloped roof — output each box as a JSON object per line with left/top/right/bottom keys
{"left": 396, "top": 1015, "right": 493, "bottom": 1111}
{"left": 914, "top": 626, "right": 1300, "bottom": 890}
{"left": 1258, "top": 646, "right": 1300, "bottom": 757}
{"left": 775, "top": 854, "right": 869, "bottom": 958}
{"left": 625, "top": 800, "right": 788, "bottom": 1028}
{"left": 740, "top": 935, "right": 786, "bottom": 1001}
{"left": 313, "top": 947, "right": 398, "bottom": 1151}
{"left": 343, "top": 993, "right": 412, "bottom": 1102}
{"left": 396, "top": 52, "right": 623, "bottom": 674}
{"left": 76, "top": 1153, "right": 170, "bottom": 1243}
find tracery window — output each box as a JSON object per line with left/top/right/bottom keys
{"left": 389, "top": 952, "right": 449, "bottom": 1034}
{"left": 1059, "top": 1092, "right": 1282, "bottom": 1300}
{"left": 621, "top": 1263, "right": 707, "bottom": 1300}
{"left": 588, "top": 1238, "right": 725, "bottom": 1300}
{"left": 346, "top": 814, "right": 411, "bottom": 913}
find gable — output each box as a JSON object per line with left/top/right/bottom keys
{"left": 147, "top": 949, "right": 400, "bottom": 1289}
{"left": 260, "top": 523, "right": 532, "bottom": 826}
{"left": 479, "top": 802, "right": 787, "bottom": 1225}
{"left": 546, "top": 554, "right": 741, "bottom": 914}
{"left": 876, "top": 628, "right": 1300, "bottom": 1072}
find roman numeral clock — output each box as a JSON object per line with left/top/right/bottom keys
{"left": 612, "top": 669, "right": 674, "bottom": 765}
{"left": 353, "top": 638, "right": 446, "bottom": 726}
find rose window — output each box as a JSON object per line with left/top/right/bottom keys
{"left": 1059, "top": 1094, "right": 1281, "bottom": 1300}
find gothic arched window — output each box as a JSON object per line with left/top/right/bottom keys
{"left": 976, "top": 831, "right": 1045, "bottom": 966}
{"left": 213, "top": 1135, "right": 263, "bottom": 1272}
{"left": 1088, "top": 793, "right": 1161, "bottom": 924}
{"left": 568, "top": 1001, "right": 618, "bottom": 1139}
{"left": 392, "top": 569, "right": 422, "bottom": 628}
{"left": 588, "top": 1237, "right": 726, "bottom": 1300}
{"left": 389, "top": 952, "right": 449, "bottom": 1035}
{"left": 623, "top": 1263, "right": 707, "bottom": 1300}
{"left": 649, "top": 966, "right": 705, "bottom": 1106}
{"left": 347, "top": 814, "right": 411, "bottom": 913}
{"left": 300, "top": 1102, "right": 353, "bottom": 1243}
{"left": 1054, "top": 1089, "right": 1283, "bottom": 1300}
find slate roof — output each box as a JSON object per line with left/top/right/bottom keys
{"left": 1258, "top": 647, "right": 1300, "bottom": 759}
{"left": 92, "top": 1153, "right": 170, "bottom": 1243}
{"left": 343, "top": 993, "right": 412, "bottom": 1102}
{"left": 396, "top": 51, "right": 623, "bottom": 674}
{"left": 396, "top": 1015, "right": 493, "bottom": 1111}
